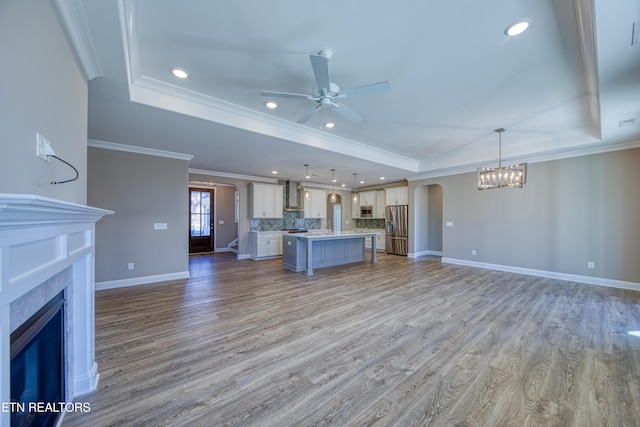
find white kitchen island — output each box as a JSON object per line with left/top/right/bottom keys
{"left": 282, "top": 231, "right": 377, "bottom": 275}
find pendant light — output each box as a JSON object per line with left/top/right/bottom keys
{"left": 477, "top": 128, "right": 527, "bottom": 190}
{"left": 352, "top": 173, "right": 358, "bottom": 203}
{"left": 303, "top": 164, "right": 310, "bottom": 201}
{"left": 330, "top": 169, "right": 337, "bottom": 204}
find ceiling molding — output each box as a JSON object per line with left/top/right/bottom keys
{"left": 117, "top": 0, "right": 419, "bottom": 173}
{"left": 189, "top": 168, "right": 279, "bottom": 183}
{"left": 88, "top": 139, "right": 193, "bottom": 161}
{"left": 574, "top": 0, "right": 601, "bottom": 136}
{"left": 53, "top": 0, "right": 103, "bottom": 80}
{"left": 409, "top": 138, "right": 640, "bottom": 181}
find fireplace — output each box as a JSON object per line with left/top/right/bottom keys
{"left": 10, "top": 291, "right": 65, "bottom": 427}
{"left": 0, "top": 194, "right": 112, "bottom": 426}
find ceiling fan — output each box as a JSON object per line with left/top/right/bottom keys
{"left": 261, "top": 49, "right": 391, "bottom": 124}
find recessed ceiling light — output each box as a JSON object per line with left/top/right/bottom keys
{"left": 324, "top": 122, "right": 335, "bottom": 129}
{"left": 360, "top": 180, "right": 365, "bottom": 184}
{"left": 171, "top": 67, "right": 188, "bottom": 79}
{"left": 504, "top": 18, "right": 532, "bottom": 37}
{"left": 271, "top": 170, "right": 278, "bottom": 174}
{"left": 341, "top": 183, "right": 346, "bottom": 187}
{"left": 265, "top": 101, "right": 278, "bottom": 109}
{"left": 380, "top": 176, "right": 386, "bottom": 180}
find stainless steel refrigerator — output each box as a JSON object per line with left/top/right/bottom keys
{"left": 385, "top": 205, "right": 408, "bottom": 256}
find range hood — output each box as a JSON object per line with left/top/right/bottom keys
{"left": 284, "top": 181, "right": 304, "bottom": 211}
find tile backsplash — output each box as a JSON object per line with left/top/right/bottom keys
{"left": 251, "top": 211, "right": 321, "bottom": 231}
{"left": 354, "top": 218, "right": 386, "bottom": 229}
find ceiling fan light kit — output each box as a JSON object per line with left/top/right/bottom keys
{"left": 261, "top": 49, "right": 391, "bottom": 124}
{"left": 477, "top": 128, "right": 527, "bottom": 190}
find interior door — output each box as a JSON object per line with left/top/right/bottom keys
{"left": 189, "top": 188, "right": 214, "bottom": 253}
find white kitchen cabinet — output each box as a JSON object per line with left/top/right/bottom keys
{"left": 385, "top": 187, "right": 408, "bottom": 205}
{"left": 352, "top": 194, "right": 361, "bottom": 219}
{"left": 250, "top": 183, "right": 283, "bottom": 218}
{"left": 359, "top": 191, "right": 376, "bottom": 206}
{"left": 250, "top": 232, "right": 283, "bottom": 259}
{"left": 374, "top": 190, "right": 386, "bottom": 218}
{"left": 304, "top": 189, "right": 327, "bottom": 218}
{"left": 363, "top": 229, "right": 386, "bottom": 251}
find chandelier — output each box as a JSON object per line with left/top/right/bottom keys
{"left": 477, "top": 128, "right": 527, "bottom": 190}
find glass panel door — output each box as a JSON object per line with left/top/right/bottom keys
{"left": 189, "top": 189, "right": 213, "bottom": 253}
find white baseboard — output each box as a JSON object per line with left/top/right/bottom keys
{"left": 408, "top": 250, "right": 443, "bottom": 258}
{"left": 215, "top": 248, "right": 232, "bottom": 253}
{"left": 237, "top": 253, "right": 251, "bottom": 260}
{"left": 73, "top": 361, "right": 99, "bottom": 397}
{"left": 441, "top": 257, "right": 640, "bottom": 292}
{"left": 96, "top": 271, "right": 190, "bottom": 291}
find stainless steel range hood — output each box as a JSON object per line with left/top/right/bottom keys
{"left": 284, "top": 181, "right": 303, "bottom": 211}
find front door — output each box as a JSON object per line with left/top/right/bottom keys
{"left": 189, "top": 188, "right": 214, "bottom": 253}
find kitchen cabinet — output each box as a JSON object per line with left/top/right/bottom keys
{"left": 304, "top": 189, "right": 327, "bottom": 218}
{"left": 250, "top": 232, "right": 283, "bottom": 259}
{"left": 359, "top": 191, "right": 376, "bottom": 206}
{"left": 385, "top": 187, "right": 408, "bottom": 205}
{"left": 250, "top": 183, "right": 283, "bottom": 218}
{"left": 374, "top": 190, "right": 386, "bottom": 218}
{"left": 364, "top": 230, "right": 386, "bottom": 251}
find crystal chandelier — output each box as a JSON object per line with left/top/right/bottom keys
{"left": 477, "top": 128, "right": 527, "bottom": 190}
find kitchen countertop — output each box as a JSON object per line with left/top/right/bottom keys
{"left": 291, "top": 230, "right": 377, "bottom": 239}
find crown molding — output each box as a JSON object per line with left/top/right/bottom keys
{"left": 409, "top": 138, "right": 640, "bottom": 181}
{"left": 88, "top": 139, "right": 193, "bottom": 161}
{"left": 53, "top": 0, "right": 103, "bottom": 80}
{"left": 117, "top": 0, "right": 419, "bottom": 173}
{"left": 189, "top": 168, "right": 278, "bottom": 183}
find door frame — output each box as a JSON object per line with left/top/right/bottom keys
{"left": 189, "top": 187, "right": 214, "bottom": 253}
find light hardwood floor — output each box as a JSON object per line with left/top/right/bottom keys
{"left": 63, "top": 253, "right": 640, "bottom": 426}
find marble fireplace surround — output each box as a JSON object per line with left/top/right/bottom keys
{"left": 0, "top": 194, "right": 112, "bottom": 426}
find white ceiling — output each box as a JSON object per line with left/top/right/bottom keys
{"left": 74, "top": 0, "right": 640, "bottom": 188}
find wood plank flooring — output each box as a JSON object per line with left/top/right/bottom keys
{"left": 63, "top": 253, "right": 640, "bottom": 426}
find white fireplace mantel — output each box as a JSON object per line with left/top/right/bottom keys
{"left": 0, "top": 194, "right": 112, "bottom": 426}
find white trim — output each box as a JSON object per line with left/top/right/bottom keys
{"left": 53, "top": 0, "right": 103, "bottom": 80}
{"left": 409, "top": 139, "right": 640, "bottom": 181}
{"left": 441, "top": 257, "right": 640, "bottom": 292}
{"left": 95, "top": 271, "right": 190, "bottom": 291}
{"left": 237, "top": 253, "right": 251, "bottom": 260}
{"left": 117, "top": 1, "right": 418, "bottom": 173}
{"left": 408, "top": 250, "right": 443, "bottom": 258}
{"left": 88, "top": 139, "right": 193, "bottom": 161}
{"left": 189, "top": 168, "right": 278, "bottom": 183}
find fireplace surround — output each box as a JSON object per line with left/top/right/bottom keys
{"left": 0, "top": 194, "right": 111, "bottom": 426}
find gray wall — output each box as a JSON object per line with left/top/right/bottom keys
{"left": 214, "top": 185, "right": 238, "bottom": 250}
{"left": 0, "top": 0, "right": 88, "bottom": 204}
{"left": 409, "top": 148, "right": 640, "bottom": 283}
{"left": 88, "top": 147, "right": 189, "bottom": 282}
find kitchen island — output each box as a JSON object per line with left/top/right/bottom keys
{"left": 282, "top": 231, "right": 377, "bottom": 275}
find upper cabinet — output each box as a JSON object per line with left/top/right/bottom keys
{"left": 359, "top": 191, "right": 376, "bottom": 206}
{"left": 250, "top": 183, "right": 284, "bottom": 218}
{"left": 304, "top": 188, "right": 327, "bottom": 218}
{"left": 385, "top": 187, "right": 408, "bottom": 205}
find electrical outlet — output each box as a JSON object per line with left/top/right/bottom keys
{"left": 36, "top": 132, "right": 49, "bottom": 161}
{"left": 472, "top": 250, "right": 477, "bottom": 256}
{"left": 587, "top": 261, "right": 595, "bottom": 269}
{"left": 127, "top": 263, "right": 134, "bottom": 270}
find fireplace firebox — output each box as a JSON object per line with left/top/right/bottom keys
{"left": 10, "top": 291, "right": 65, "bottom": 427}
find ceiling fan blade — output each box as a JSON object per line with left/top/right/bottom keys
{"left": 260, "top": 90, "right": 310, "bottom": 100}
{"left": 297, "top": 104, "right": 322, "bottom": 124}
{"left": 332, "top": 103, "right": 363, "bottom": 123}
{"left": 309, "top": 54, "right": 331, "bottom": 92}
{"left": 338, "top": 81, "right": 392, "bottom": 100}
